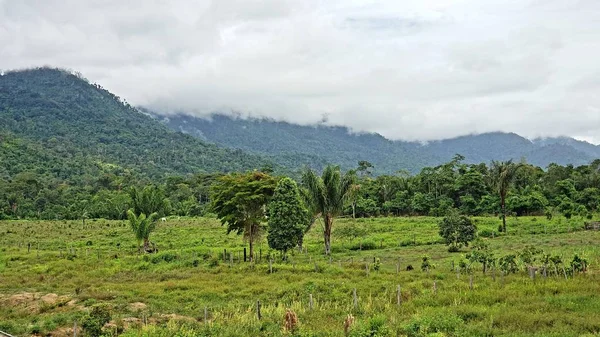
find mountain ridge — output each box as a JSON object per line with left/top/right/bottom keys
{"left": 151, "top": 112, "right": 600, "bottom": 174}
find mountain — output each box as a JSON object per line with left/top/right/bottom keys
{"left": 152, "top": 113, "right": 436, "bottom": 174}
{"left": 151, "top": 112, "right": 600, "bottom": 173}
{"left": 0, "top": 68, "right": 271, "bottom": 183}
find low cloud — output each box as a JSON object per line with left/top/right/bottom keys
{"left": 1, "top": 0, "right": 599, "bottom": 143}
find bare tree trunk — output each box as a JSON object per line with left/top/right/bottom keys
{"left": 352, "top": 202, "right": 356, "bottom": 219}
{"left": 324, "top": 214, "right": 332, "bottom": 255}
{"left": 501, "top": 196, "right": 507, "bottom": 233}
{"left": 249, "top": 224, "right": 254, "bottom": 262}
{"left": 143, "top": 238, "right": 150, "bottom": 253}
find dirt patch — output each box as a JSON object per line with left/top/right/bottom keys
{"left": 47, "top": 326, "right": 74, "bottom": 337}
{"left": 7, "top": 292, "right": 38, "bottom": 306}
{"left": 158, "top": 313, "right": 197, "bottom": 323}
{"left": 128, "top": 302, "right": 147, "bottom": 311}
{"left": 2, "top": 292, "right": 71, "bottom": 312}
{"left": 40, "top": 293, "right": 59, "bottom": 305}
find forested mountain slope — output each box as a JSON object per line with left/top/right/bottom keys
{"left": 153, "top": 113, "right": 600, "bottom": 174}
{"left": 152, "top": 113, "right": 434, "bottom": 174}
{"left": 0, "top": 68, "right": 270, "bottom": 180}
{"left": 0, "top": 68, "right": 271, "bottom": 218}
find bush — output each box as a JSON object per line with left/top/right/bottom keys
{"left": 349, "top": 240, "right": 377, "bottom": 251}
{"left": 349, "top": 315, "right": 391, "bottom": 337}
{"left": 478, "top": 229, "right": 496, "bottom": 238}
{"left": 403, "top": 309, "right": 464, "bottom": 337}
{"left": 438, "top": 210, "right": 477, "bottom": 252}
{"left": 150, "top": 252, "right": 178, "bottom": 264}
{"left": 570, "top": 254, "right": 588, "bottom": 273}
{"left": 82, "top": 306, "right": 111, "bottom": 337}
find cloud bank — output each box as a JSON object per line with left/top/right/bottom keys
{"left": 1, "top": 0, "right": 599, "bottom": 143}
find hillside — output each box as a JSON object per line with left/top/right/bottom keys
{"left": 0, "top": 68, "right": 271, "bottom": 182}
{"left": 154, "top": 113, "right": 434, "bottom": 174}
{"left": 152, "top": 113, "right": 600, "bottom": 173}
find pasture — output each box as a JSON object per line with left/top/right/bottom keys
{"left": 1, "top": 216, "right": 599, "bottom": 336}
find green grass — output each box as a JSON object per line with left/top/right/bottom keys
{"left": 0, "top": 216, "right": 599, "bottom": 336}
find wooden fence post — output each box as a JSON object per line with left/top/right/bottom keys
{"left": 353, "top": 288, "right": 358, "bottom": 309}
{"left": 256, "top": 300, "right": 262, "bottom": 320}
{"left": 269, "top": 259, "right": 273, "bottom": 274}
{"left": 469, "top": 275, "right": 473, "bottom": 290}
{"left": 309, "top": 293, "right": 314, "bottom": 310}
{"left": 204, "top": 306, "right": 208, "bottom": 323}
{"left": 396, "top": 285, "right": 401, "bottom": 306}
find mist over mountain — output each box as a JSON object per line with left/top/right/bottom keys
{"left": 151, "top": 112, "right": 600, "bottom": 174}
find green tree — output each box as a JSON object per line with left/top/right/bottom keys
{"left": 129, "top": 185, "right": 170, "bottom": 217}
{"left": 302, "top": 165, "right": 356, "bottom": 255}
{"left": 127, "top": 209, "right": 158, "bottom": 253}
{"left": 438, "top": 210, "right": 477, "bottom": 252}
{"left": 267, "top": 178, "right": 309, "bottom": 257}
{"left": 211, "top": 171, "right": 278, "bottom": 261}
{"left": 489, "top": 160, "right": 524, "bottom": 232}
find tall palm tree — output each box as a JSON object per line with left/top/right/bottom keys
{"left": 489, "top": 160, "right": 524, "bottom": 233}
{"left": 302, "top": 165, "right": 355, "bottom": 255}
{"left": 127, "top": 209, "right": 159, "bottom": 253}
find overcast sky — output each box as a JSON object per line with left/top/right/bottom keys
{"left": 1, "top": 0, "right": 600, "bottom": 143}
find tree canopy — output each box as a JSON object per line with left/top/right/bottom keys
{"left": 210, "top": 171, "right": 278, "bottom": 261}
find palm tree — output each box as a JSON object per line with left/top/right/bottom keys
{"left": 129, "top": 185, "right": 170, "bottom": 217}
{"left": 302, "top": 165, "right": 355, "bottom": 255}
{"left": 127, "top": 209, "right": 159, "bottom": 253}
{"left": 489, "top": 160, "right": 524, "bottom": 233}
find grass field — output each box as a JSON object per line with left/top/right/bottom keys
{"left": 1, "top": 215, "right": 599, "bottom": 336}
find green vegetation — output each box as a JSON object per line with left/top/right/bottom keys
{"left": 1, "top": 216, "right": 599, "bottom": 336}
{"left": 0, "top": 68, "right": 271, "bottom": 219}
{"left": 210, "top": 171, "right": 278, "bottom": 261}
{"left": 1, "top": 67, "right": 600, "bottom": 336}
{"left": 156, "top": 113, "right": 600, "bottom": 174}
{"left": 302, "top": 166, "right": 356, "bottom": 255}
{"left": 438, "top": 211, "right": 477, "bottom": 252}
{"left": 268, "top": 178, "right": 309, "bottom": 256}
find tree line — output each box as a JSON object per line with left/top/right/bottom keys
{"left": 3, "top": 156, "right": 599, "bottom": 225}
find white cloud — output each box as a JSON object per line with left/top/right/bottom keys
{"left": 1, "top": 0, "right": 599, "bottom": 143}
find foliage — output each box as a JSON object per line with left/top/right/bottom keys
{"left": 267, "top": 177, "right": 309, "bottom": 255}
{"left": 301, "top": 165, "right": 356, "bottom": 255}
{"left": 570, "top": 254, "right": 588, "bottom": 273}
{"left": 489, "top": 160, "right": 524, "bottom": 232}
{"left": 420, "top": 255, "right": 433, "bottom": 271}
{"left": 1, "top": 216, "right": 599, "bottom": 337}
{"left": 438, "top": 210, "right": 477, "bottom": 252}
{"left": 81, "top": 306, "right": 111, "bottom": 337}
{"left": 466, "top": 240, "right": 495, "bottom": 273}
{"left": 210, "top": 171, "right": 278, "bottom": 261}
{"left": 129, "top": 185, "right": 170, "bottom": 217}
{"left": 126, "top": 209, "right": 158, "bottom": 252}
{"left": 498, "top": 254, "right": 519, "bottom": 274}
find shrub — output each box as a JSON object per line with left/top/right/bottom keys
{"left": 403, "top": 309, "right": 463, "bottom": 337}
{"left": 373, "top": 258, "right": 381, "bottom": 271}
{"left": 421, "top": 255, "right": 433, "bottom": 272}
{"left": 82, "top": 306, "right": 111, "bottom": 337}
{"left": 570, "top": 254, "right": 588, "bottom": 273}
{"left": 478, "top": 229, "right": 496, "bottom": 238}
{"left": 349, "top": 315, "right": 390, "bottom": 337}
{"left": 438, "top": 210, "right": 477, "bottom": 252}
{"left": 349, "top": 240, "right": 377, "bottom": 251}
{"left": 499, "top": 254, "right": 518, "bottom": 274}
